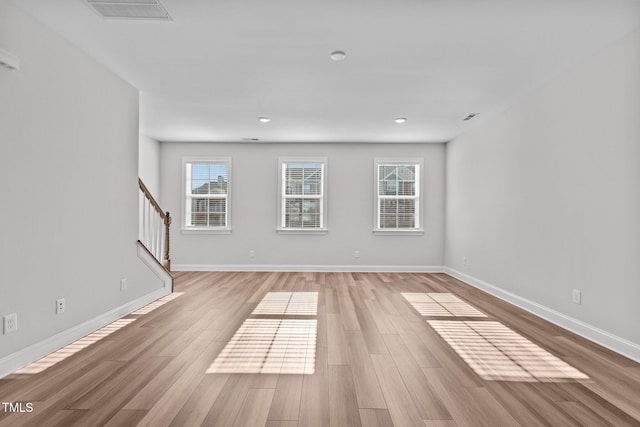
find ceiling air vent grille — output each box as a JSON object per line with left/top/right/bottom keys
{"left": 86, "top": 0, "right": 173, "bottom": 21}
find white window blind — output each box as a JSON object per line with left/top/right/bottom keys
{"left": 185, "top": 160, "right": 230, "bottom": 229}
{"left": 279, "top": 160, "right": 326, "bottom": 231}
{"left": 376, "top": 161, "right": 421, "bottom": 230}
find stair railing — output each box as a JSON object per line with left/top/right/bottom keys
{"left": 138, "top": 178, "right": 171, "bottom": 272}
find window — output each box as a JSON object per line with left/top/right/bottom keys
{"left": 374, "top": 158, "right": 423, "bottom": 234}
{"left": 278, "top": 158, "right": 327, "bottom": 233}
{"left": 184, "top": 158, "right": 231, "bottom": 232}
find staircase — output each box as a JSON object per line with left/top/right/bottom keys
{"left": 138, "top": 178, "right": 172, "bottom": 285}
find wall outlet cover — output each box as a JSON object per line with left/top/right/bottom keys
{"left": 3, "top": 313, "right": 18, "bottom": 334}
{"left": 56, "top": 299, "right": 66, "bottom": 314}
{"left": 572, "top": 289, "right": 581, "bottom": 304}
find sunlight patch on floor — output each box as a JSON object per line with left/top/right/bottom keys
{"left": 13, "top": 292, "right": 185, "bottom": 375}
{"left": 14, "top": 319, "right": 137, "bottom": 375}
{"left": 206, "top": 319, "right": 317, "bottom": 374}
{"left": 130, "top": 292, "right": 184, "bottom": 315}
{"left": 402, "top": 292, "right": 487, "bottom": 317}
{"left": 252, "top": 292, "right": 318, "bottom": 316}
{"left": 428, "top": 320, "right": 589, "bottom": 382}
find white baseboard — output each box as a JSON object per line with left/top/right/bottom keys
{"left": 172, "top": 264, "right": 445, "bottom": 273}
{"left": 0, "top": 287, "right": 170, "bottom": 379}
{"left": 444, "top": 267, "right": 640, "bottom": 363}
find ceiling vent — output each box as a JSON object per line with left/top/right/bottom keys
{"left": 86, "top": 0, "right": 173, "bottom": 21}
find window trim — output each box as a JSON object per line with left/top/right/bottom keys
{"left": 182, "top": 157, "right": 232, "bottom": 234}
{"left": 373, "top": 157, "right": 424, "bottom": 235}
{"left": 277, "top": 157, "right": 328, "bottom": 234}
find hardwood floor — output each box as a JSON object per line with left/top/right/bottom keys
{"left": 1, "top": 272, "right": 639, "bottom": 426}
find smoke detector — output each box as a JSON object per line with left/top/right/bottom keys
{"left": 330, "top": 51, "right": 346, "bottom": 61}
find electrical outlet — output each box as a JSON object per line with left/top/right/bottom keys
{"left": 354, "top": 250, "right": 360, "bottom": 258}
{"left": 249, "top": 250, "right": 255, "bottom": 258}
{"left": 572, "top": 289, "right": 581, "bottom": 305}
{"left": 56, "top": 299, "right": 66, "bottom": 314}
{"left": 463, "top": 256, "right": 467, "bottom": 266}
{"left": 3, "top": 313, "right": 17, "bottom": 334}
{"left": 120, "top": 278, "right": 127, "bottom": 291}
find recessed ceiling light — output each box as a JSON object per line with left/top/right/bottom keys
{"left": 330, "top": 50, "right": 346, "bottom": 61}
{"left": 258, "top": 117, "right": 271, "bottom": 123}
{"left": 394, "top": 117, "right": 407, "bottom": 124}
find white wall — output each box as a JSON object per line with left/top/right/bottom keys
{"left": 161, "top": 142, "right": 445, "bottom": 270}
{"left": 0, "top": 1, "right": 165, "bottom": 363}
{"left": 139, "top": 134, "right": 161, "bottom": 199}
{"left": 445, "top": 29, "right": 640, "bottom": 359}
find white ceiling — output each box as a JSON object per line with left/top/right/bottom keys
{"left": 13, "top": 0, "right": 640, "bottom": 143}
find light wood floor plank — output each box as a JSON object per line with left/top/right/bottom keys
{"left": 135, "top": 341, "right": 225, "bottom": 427}
{"left": 345, "top": 330, "right": 387, "bottom": 409}
{"left": 68, "top": 357, "right": 171, "bottom": 426}
{"left": 124, "top": 328, "right": 220, "bottom": 410}
{"left": 397, "top": 329, "right": 441, "bottom": 368}
{"left": 371, "top": 354, "right": 425, "bottom": 426}
{"left": 298, "top": 346, "right": 330, "bottom": 427}
{"left": 329, "top": 365, "right": 362, "bottom": 427}
{"left": 267, "top": 374, "right": 303, "bottom": 422}
{"left": 363, "top": 298, "right": 398, "bottom": 335}
{"left": 327, "top": 313, "right": 350, "bottom": 365}
{"left": 335, "top": 275, "right": 362, "bottom": 331}
{"left": 423, "top": 420, "right": 459, "bottom": 427}
{"left": 351, "top": 287, "right": 393, "bottom": 354}
{"left": 233, "top": 388, "right": 276, "bottom": 427}
{"left": 103, "top": 409, "right": 148, "bottom": 427}
{"left": 168, "top": 374, "right": 230, "bottom": 427}
{"left": 359, "top": 408, "right": 395, "bottom": 427}
{"left": 68, "top": 356, "right": 169, "bottom": 410}
{"left": 382, "top": 334, "right": 450, "bottom": 420}
{"left": 423, "top": 367, "right": 521, "bottom": 427}
{"left": 265, "top": 421, "right": 298, "bottom": 427}
{"left": 200, "top": 374, "right": 276, "bottom": 426}
{"left": 557, "top": 401, "right": 618, "bottom": 427}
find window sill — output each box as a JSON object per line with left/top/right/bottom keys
{"left": 372, "top": 228, "right": 424, "bottom": 236}
{"left": 181, "top": 227, "right": 232, "bottom": 235}
{"left": 276, "top": 228, "right": 328, "bottom": 235}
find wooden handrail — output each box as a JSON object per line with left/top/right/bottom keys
{"left": 138, "top": 178, "right": 167, "bottom": 220}
{"left": 139, "top": 178, "right": 171, "bottom": 272}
